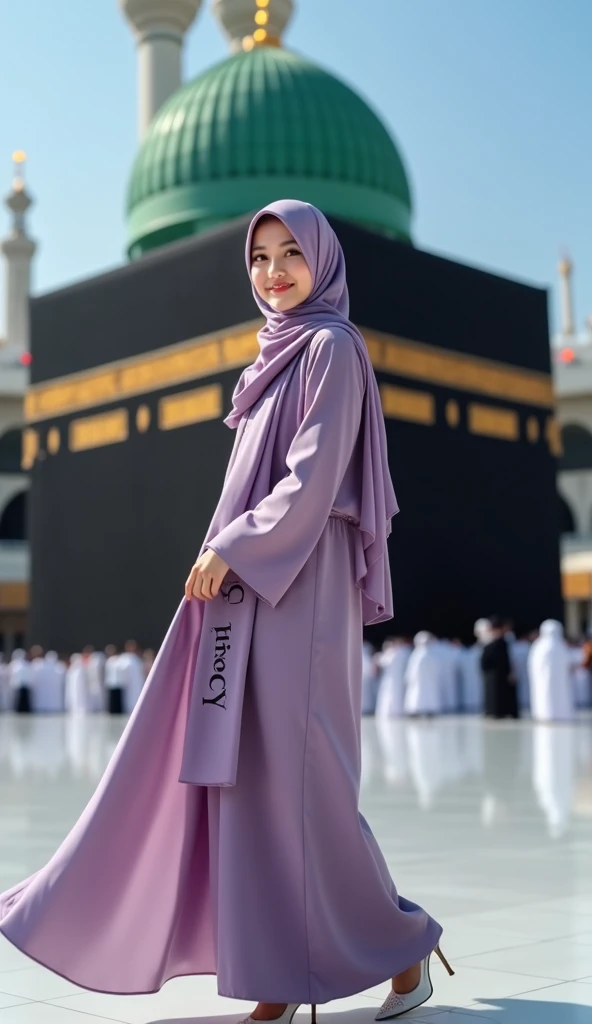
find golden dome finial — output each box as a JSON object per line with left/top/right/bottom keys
{"left": 558, "top": 252, "right": 572, "bottom": 277}
{"left": 11, "top": 150, "right": 27, "bottom": 193}
{"left": 214, "top": 0, "right": 292, "bottom": 53}
{"left": 557, "top": 246, "right": 573, "bottom": 276}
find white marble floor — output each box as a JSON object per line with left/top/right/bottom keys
{"left": 1, "top": 713, "right": 592, "bottom": 1023}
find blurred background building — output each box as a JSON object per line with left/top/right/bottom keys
{"left": 0, "top": 152, "right": 34, "bottom": 648}
{"left": 553, "top": 255, "right": 592, "bottom": 635}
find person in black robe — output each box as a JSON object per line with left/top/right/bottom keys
{"left": 480, "top": 615, "right": 519, "bottom": 719}
{"left": 10, "top": 648, "right": 33, "bottom": 713}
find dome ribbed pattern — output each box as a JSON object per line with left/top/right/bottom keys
{"left": 126, "top": 47, "right": 412, "bottom": 254}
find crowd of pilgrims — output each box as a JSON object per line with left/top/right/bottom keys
{"left": 0, "top": 641, "right": 154, "bottom": 716}
{"left": 1, "top": 614, "right": 591, "bottom": 723}
{"left": 365, "top": 615, "right": 592, "bottom": 722}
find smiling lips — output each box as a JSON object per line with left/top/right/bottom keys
{"left": 268, "top": 282, "right": 293, "bottom": 294}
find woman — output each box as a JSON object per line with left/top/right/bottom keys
{"left": 0, "top": 201, "right": 451, "bottom": 1020}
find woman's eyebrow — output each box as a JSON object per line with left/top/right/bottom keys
{"left": 251, "top": 238, "right": 298, "bottom": 253}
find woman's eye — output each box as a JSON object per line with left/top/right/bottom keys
{"left": 251, "top": 249, "right": 301, "bottom": 262}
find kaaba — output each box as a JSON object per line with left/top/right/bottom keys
{"left": 23, "top": 214, "right": 562, "bottom": 653}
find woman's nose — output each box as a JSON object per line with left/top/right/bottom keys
{"left": 268, "top": 259, "right": 286, "bottom": 277}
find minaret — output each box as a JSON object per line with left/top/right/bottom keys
{"left": 558, "top": 253, "right": 575, "bottom": 340}
{"left": 212, "top": 0, "right": 294, "bottom": 52}
{"left": 1, "top": 151, "right": 36, "bottom": 353}
{"left": 120, "top": 0, "right": 203, "bottom": 138}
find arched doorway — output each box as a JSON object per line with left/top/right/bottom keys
{"left": 0, "top": 428, "right": 22, "bottom": 474}
{"left": 0, "top": 490, "right": 27, "bottom": 541}
{"left": 560, "top": 424, "right": 592, "bottom": 471}
{"left": 558, "top": 494, "right": 576, "bottom": 535}
{"left": 0, "top": 490, "right": 29, "bottom": 654}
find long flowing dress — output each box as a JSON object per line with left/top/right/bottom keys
{"left": 205, "top": 332, "right": 442, "bottom": 1001}
{"left": 0, "top": 330, "right": 441, "bottom": 1002}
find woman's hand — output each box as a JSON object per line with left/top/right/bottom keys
{"left": 185, "top": 549, "right": 230, "bottom": 602}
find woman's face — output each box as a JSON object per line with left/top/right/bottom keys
{"left": 250, "top": 216, "right": 314, "bottom": 312}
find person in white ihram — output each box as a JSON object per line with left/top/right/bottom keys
{"left": 568, "top": 640, "right": 590, "bottom": 708}
{"left": 528, "top": 620, "right": 575, "bottom": 723}
{"left": 404, "top": 632, "right": 443, "bottom": 716}
{"left": 375, "top": 637, "right": 412, "bottom": 718}
{"left": 82, "top": 646, "right": 106, "bottom": 713}
{"left": 361, "top": 639, "right": 379, "bottom": 714}
{"left": 119, "top": 640, "right": 145, "bottom": 715}
{"left": 0, "top": 653, "right": 11, "bottom": 712}
{"left": 459, "top": 619, "right": 490, "bottom": 713}
{"left": 32, "top": 651, "right": 66, "bottom": 712}
{"left": 65, "top": 654, "right": 92, "bottom": 715}
{"left": 436, "top": 638, "right": 462, "bottom": 713}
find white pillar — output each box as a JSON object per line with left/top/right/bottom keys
{"left": 1, "top": 154, "right": 36, "bottom": 353}
{"left": 564, "top": 599, "right": 580, "bottom": 639}
{"left": 120, "top": 0, "right": 203, "bottom": 139}
{"left": 558, "top": 255, "right": 575, "bottom": 339}
{"left": 2, "top": 237, "right": 35, "bottom": 352}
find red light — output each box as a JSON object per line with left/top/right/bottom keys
{"left": 559, "top": 347, "right": 575, "bottom": 363}
{"left": 19, "top": 352, "right": 32, "bottom": 366}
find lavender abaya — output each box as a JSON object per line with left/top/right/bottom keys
{"left": 0, "top": 200, "right": 441, "bottom": 1002}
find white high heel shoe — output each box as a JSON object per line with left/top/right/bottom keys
{"left": 240, "top": 1004, "right": 317, "bottom": 1024}
{"left": 375, "top": 944, "right": 454, "bottom": 1020}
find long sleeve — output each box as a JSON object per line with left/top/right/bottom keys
{"left": 206, "top": 328, "right": 365, "bottom": 607}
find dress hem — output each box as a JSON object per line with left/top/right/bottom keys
{"left": 0, "top": 920, "right": 443, "bottom": 1003}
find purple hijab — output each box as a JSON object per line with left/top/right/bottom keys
{"left": 227, "top": 199, "right": 398, "bottom": 623}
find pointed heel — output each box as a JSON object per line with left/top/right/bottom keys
{"left": 434, "top": 944, "right": 454, "bottom": 976}
{"left": 311, "top": 1005, "right": 317, "bottom": 1024}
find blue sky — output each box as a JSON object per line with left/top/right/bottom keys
{"left": 0, "top": 0, "right": 589, "bottom": 336}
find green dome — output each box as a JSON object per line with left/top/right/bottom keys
{"left": 126, "top": 46, "right": 413, "bottom": 257}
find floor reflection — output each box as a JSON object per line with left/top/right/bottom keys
{"left": 0, "top": 713, "right": 123, "bottom": 781}
{"left": 2, "top": 712, "right": 592, "bottom": 1022}
{"left": 363, "top": 714, "right": 592, "bottom": 838}
{"left": 1, "top": 713, "right": 591, "bottom": 841}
